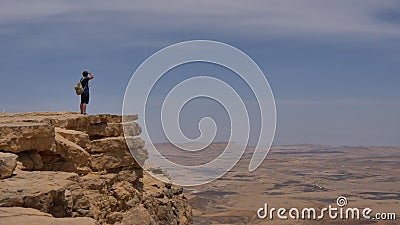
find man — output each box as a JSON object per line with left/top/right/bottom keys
{"left": 80, "top": 70, "right": 94, "bottom": 114}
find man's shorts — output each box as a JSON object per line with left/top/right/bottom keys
{"left": 81, "top": 92, "right": 90, "bottom": 104}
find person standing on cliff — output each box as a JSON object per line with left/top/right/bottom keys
{"left": 80, "top": 70, "right": 94, "bottom": 114}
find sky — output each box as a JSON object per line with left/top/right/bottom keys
{"left": 0, "top": 0, "right": 399, "bottom": 146}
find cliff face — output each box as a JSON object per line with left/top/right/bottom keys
{"left": 0, "top": 112, "right": 192, "bottom": 225}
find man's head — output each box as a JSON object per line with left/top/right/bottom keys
{"left": 82, "top": 71, "right": 89, "bottom": 77}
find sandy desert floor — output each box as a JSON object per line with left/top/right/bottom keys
{"left": 152, "top": 143, "right": 400, "bottom": 224}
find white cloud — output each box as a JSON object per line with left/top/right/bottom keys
{"left": 0, "top": 0, "right": 71, "bottom": 22}
{"left": 0, "top": 0, "right": 399, "bottom": 43}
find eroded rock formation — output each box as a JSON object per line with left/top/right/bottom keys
{"left": 0, "top": 112, "right": 192, "bottom": 225}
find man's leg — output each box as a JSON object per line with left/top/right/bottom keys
{"left": 82, "top": 103, "right": 87, "bottom": 114}
{"left": 81, "top": 93, "right": 89, "bottom": 114}
{"left": 80, "top": 104, "right": 84, "bottom": 114}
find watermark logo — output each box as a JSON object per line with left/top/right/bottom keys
{"left": 122, "top": 40, "right": 276, "bottom": 186}
{"left": 336, "top": 196, "right": 347, "bottom": 207}
{"left": 257, "top": 196, "right": 397, "bottom": 221}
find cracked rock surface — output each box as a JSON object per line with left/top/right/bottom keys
{"left": 0, "top": 112, "right": 192, "bottom": 225}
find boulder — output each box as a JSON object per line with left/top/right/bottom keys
{"left": 0, "top": 170, "right": 78, "bottom": 217}
{"left": 16, "top": 135, "right": 91, "bottom": 174}
{"left": 55, "top": 128, "right": 90, "bottom": 150}
{"left": 54, "top": 134, "right": 91, "bottom": 169}
{"left": 0, "top": 122, "right": 54, "bottom": 153}
{"left": 0, "top": 152, "right": 17, "bottom": 179}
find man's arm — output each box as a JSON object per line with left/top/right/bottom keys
{"left": 89, "top": 72, "right": 94, "bottom": 80}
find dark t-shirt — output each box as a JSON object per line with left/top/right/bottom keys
{"left": 80, "top": 77, "right": 90, "bottom": 93}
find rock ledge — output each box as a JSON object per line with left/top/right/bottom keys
{"left": 0, "top": 112, "right": 191, "bottom": 225}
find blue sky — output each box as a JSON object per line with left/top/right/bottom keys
{"left": 1, "top": 0, "right": 399, "bottom": 145}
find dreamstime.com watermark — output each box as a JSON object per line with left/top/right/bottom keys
{"left": 257, "top": 196, "right": 397, "bottom": 221}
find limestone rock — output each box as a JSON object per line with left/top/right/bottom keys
{"left": 121, "top": 114, "right": 139, "bottom": 123}
{"left": 0, "top": 152, "right": 17, "bottom": 179}
{"left": 0, "top": 112, "right": 192, "bottom": 225}
{"left": 85, "top": 122, "right": 124, "bottom": 138}
{"left": 55, "top": 127, "right": 90, "bottom": 150}
{"left": 39, "top": 152, "right": 89, "bottom": 174}
{"left": 140, "top": 173, "right": 192, "bottom": 225}
{"left": 17, "top": 150, "right": 43, "bottom": 170}
{"left": 0, "top": 122, "right": 54, "bottom": 153}
{"left": 123, "top": 122, "right": 142, "bottom": 137}
{"left": 0, "top": 170, "right": 78, "bottom": 217}
{"left": 125, "top": 137, "right": 145, "bottom": 149}
{"left": 90, "top": 137, "right": 130, "bottom": 153}
{"left": 58, "top": 121, "right": 138, "bottom": 139}
{"left": 49, "top": 115, "right": 137, "bottom": 138}
{"left": 0, "top": 207, "right": 96, "bottom": 225}
{"left": 65, "top": 170, "right": 143, "bottom": 224}
{"left": 54, "top": 134, "right": 91, "bottom": 169}
{"left": 89, "top": 137, "right": 146, "bottom": 171}
{"left": 126, "top": 138, "right": 148, "bottom": 165}
{"left": 82, "top": 122, "right": 141, "bottom": 139}
{"left": 48, "top": 114, "right": 110, "bottom": 129}
{"left": 116, "top": 206, "right": 156, "bottom": 225}
{"left": 91, "top": 149, "right": 135, "bottom": 171}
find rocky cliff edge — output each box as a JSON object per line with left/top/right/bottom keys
{"left": 0, "top": 112, "right": 192, "bottom": 225}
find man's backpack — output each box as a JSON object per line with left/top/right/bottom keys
{"left": 74, "top": 78, "right": 84, "bottom": 95}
